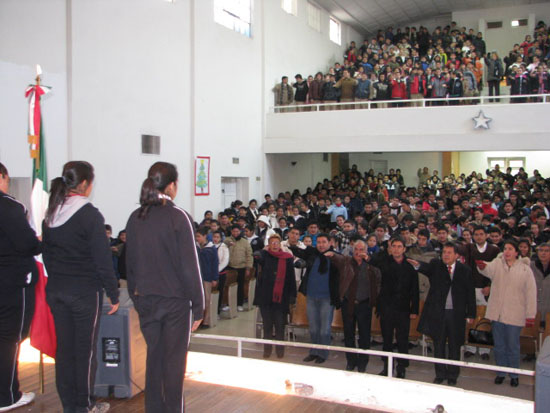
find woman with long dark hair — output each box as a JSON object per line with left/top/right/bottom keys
{"left": 125, "top": 161, "right": 203, "bottom": 413}
{"left": 42, "top": 161, "right": 119, "bottom": 413}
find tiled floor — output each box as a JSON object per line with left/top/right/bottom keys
{"left": 190, "top": 306, "right": 536, "bottom": 402}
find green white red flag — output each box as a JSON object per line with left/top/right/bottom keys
{"left": 26, "top": 68, "right": 56, "bottom": 359}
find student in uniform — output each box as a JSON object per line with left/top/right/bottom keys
{"left": 0, "top": 162, "right": 40, "bottom": 412}
{"left": 42, "top": 161, "right": 119, "bottom": 413}
{"left": 125, "top": 162, "right": 204, "bottom": 413}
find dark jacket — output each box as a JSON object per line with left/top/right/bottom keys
{"left": 322, "top": 81, "right": 341, "bottom": 101}
{"left": 370, "top": 252, "right": 419, "bottom": 315}
{"left": 291, "top": 246, "right": 340, "bottom": 308}
{"left": 253, "top": 249, "right": 297, "bottom": 309}
{"left": 328, "top": 254, "right": 381, "bottom": 312}
{"left": 43, "top": 200, "right": 119, "bottom": 304}
{"left": 457, "top": 242, "right": 500, "bottom": 288}
{"left": 0, "top": 191, "right": 41, "bottom": 289}
{"left": 125, "top": 200, "right": 204, "bottom": 320}
{"left": 417, "top": 260, "right": 476, "bottom": 342}
{"left": 197, "top": 243, "right": 219, "bottom": 283}
{"left": 293, "top": 81, "right": 309, "bottom": 102}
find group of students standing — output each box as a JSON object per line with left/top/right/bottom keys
{"left": 0, "top": 160, "right": 203, "bottom": 413}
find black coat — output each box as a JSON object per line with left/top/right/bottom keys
{"left": 417, "top": 259, "right": 476, "bottom": 343}
{"left": 291, "top": 246, "right": 340, "bottom": 308}
{"left": 370, "top": 252, "right": 419, "bottom": 315}
{"left": 253, "top": 250, "right": 297, "bottom": 310}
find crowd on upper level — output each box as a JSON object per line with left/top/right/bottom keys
{"left": 273, "top": 21, "right": 550, "bottom": 110}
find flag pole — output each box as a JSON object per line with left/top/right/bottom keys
{"left": 32, "top": 65, "right": 46, "bottom": 395}
{"left": 39, "top": 352, "right": 45, "bottom": 394}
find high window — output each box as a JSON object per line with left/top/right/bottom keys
{"left": 214, "top": 0, "right": 252, "bottom": 38}
{"left": 329, "top": 17, "right": 341, "bottom": 45}
{"left": 282, "top": 0, "right": 297, "bottom": 16}
{"left": 307, "top": 2, "right": 321, "bottom": 32}
{"left": 488, "top": 157, "right": 525, "bottom": 175}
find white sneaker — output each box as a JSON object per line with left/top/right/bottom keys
{"left": 237, "top": 306, "right": 244, "bottom": 312}
{"left": 89, "top": 402, "right": 110, "bottom": 413}
{"left": 221, "top": 306, "right": 230, "bottom": 311}
{"left": 0, "top": 392, "right": 35, "bottom": 412}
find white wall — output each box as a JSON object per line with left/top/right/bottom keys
{"left": 349, "top": 152, "right": 442, "bottom": 189}
{"left": 265, "top": 153, "right": 332, "bottom": 196}
{"left": 263, "top": 0, "right": 362, "bottom": 110}
{"left": 459, "top": 151, "right": 550, "bottom": 177}
{"left": 453, "top": 3, "right": 550, "bottom": 57}
{"left": 0, "top": 0, "right": 68, "bottom": 179}
{"left": 265, "top": 103, "right": 550, "bottom": 153}
{"left": 192, "top": 0, "right": 263, "bottom": 216}
{"left": 69, "top": 0, "right": 193, "bottom": 231}
{"left": 399, "top": 14, "right": 452, "bottom": 33}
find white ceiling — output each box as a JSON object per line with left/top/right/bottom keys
{"left": 314, "top": 0, "right": 549, "bottom": 35}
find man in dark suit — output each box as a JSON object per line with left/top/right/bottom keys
{"left": 408, "top": 242, "right": 476, "bottom": 385}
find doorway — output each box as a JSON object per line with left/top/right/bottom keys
{"left": 221, "top": 177, "right": 249, "bottom": 211}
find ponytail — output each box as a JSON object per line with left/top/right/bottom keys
{"left": 138, "top": 162, "right": 178, "bottom": 219}
{"left": 45, "top": 161, "right": 94, "bottom": 226}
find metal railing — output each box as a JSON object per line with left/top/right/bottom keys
{"left": 270, "top": 93, "right": 550, "bottom": 113}
{"left": 192, "top": 333, "right": 535, "bottom": 379}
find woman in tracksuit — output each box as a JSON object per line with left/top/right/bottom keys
{"left": 0, "top": 162, "right": 40, "bottom": 411}
{"left": 42, "top": 161, "right": 119, "bottom": 413}
{"left": 125, "top": 162, "right": 204, "bottom": 413}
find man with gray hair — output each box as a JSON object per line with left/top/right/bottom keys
{"left": 325, "top": 241, "right": 381, "bottom": 372}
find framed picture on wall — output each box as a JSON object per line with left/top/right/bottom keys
{"left": 194, "top": 156, "right": 210, "bottom": 196}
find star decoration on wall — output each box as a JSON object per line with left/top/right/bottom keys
{"left": 472, "top": 110, "right": 492, "bottom": 130}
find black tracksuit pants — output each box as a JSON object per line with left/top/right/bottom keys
{"left": 380, "top": 308, "right": 410, "bottom": 372}
{"left": 341, "top": 298, "right": 372, "bottom": 370}
{"left": 47, "top": 289, "right": 102, "bottom": 413}
{"left": 0, "top": 286, "right": 35, "bottom": 408}
{"left": 133, "top": 295, "right": 192, "bottom": 413}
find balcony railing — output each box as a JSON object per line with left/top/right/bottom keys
{"left": 270, "top": 93, "right": 550, "bottom": 113}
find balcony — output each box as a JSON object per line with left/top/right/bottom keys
{"left": 264, "top": 94, "right": 550, "bottom": 154}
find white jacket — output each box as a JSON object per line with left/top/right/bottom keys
{"left": 215, "top": 242, "right": 230, "bottom": 272}
{"left": 479, "top": 256, "right": 537, "bottom": 327}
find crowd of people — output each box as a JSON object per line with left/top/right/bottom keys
{"left": 2, "top": 158, "right": 548, "bottom": 412}
{"left": 190, "top": 161, "right": 546, "bottom": 386}
{"left": 273, "top": 22, "right": 550, "bottom": 110}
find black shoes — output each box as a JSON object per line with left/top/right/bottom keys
{"left": 447, "top": 378, "right": 457, "bottom": 386}
{"left": 314, "top": 357, "right": 326, "bottom": 364}
{"left": 494, "top": 376, "right": 505, "bottom": 385}
{"left": 481, "top": 353, "right": 490, "bottom": 361}
{"left": 433, "top": 378, "right": 445, "bottom": 384}
{"left": 346, "top": 363, "right": 356, "bottom": 371}
{"left": 396, "top": 370, "right": 406, "bottom": 379}
{"left": 303, "top": 355, "right": 317, "bottom": 362}
{"left": 464, "top": 351, "right": 474, "bottom": 358}
{"left": 357, "top": 365, "right": 366, "bottom": 373}
{"left": 510, "top": 378, "right": 519, "bottom": 387}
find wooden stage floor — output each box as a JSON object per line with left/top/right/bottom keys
{"left": 13, "top": 362, "right": 381, "bottom": 413}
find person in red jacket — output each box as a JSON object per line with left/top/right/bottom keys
{"left": 481, "top": 195, "right": 498, "bottom": 218}
{"left": 390, "top": 70, "right": 407, "bottom": 107}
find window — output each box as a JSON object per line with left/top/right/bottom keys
{"left": 214, "top": 0, "right": 252, "bottom": 38}
{"left": 488, "top": 157, "right": 525, "bottom": 175}
{"left": 281, "top": 0, "right": 297, "bottom": 16}
{"left": 307, "top": 2, "right": 321, "bottom": 32}
{"left": 511, "top": 19, "right": 528, "bottom": 27}
{"left": 329, "top": 17, "right": 341, "bottom": 45}
{"left": 486, "top": 21, "right": 503, "bottom": 29}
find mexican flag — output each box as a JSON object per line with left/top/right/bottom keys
{"left": 26, "top": 74, "right": 57, "bottom": 359}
